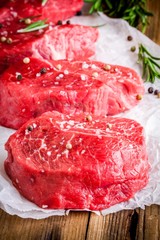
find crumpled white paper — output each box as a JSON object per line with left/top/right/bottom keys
{"left": 0, "top": 11, "right": 160, "bottom": 219}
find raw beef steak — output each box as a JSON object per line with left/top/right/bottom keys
{"left": 0, "top": 58, "right": 144, "bottom": 129}
{"left": 4, "top": 111, "right": 149, "bottom": 210}
{"left": 0, "top": 13, "right": 98, "bottom": 63}
{"left": 0, "top": 0, "right": 83, "bottom": 24}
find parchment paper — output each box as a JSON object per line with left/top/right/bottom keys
{"left": 0, "top": 11, "right": 160, "bottom": 219}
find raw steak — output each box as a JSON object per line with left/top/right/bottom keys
{"left": 0, "top": 0, "right": 83, "bottom": 24}
{"left": 0, "top": 4, "right": 97, "bottom": 63}
{"left": 0, "top": 58, "right": 144, "bottom": 129}
{"left": 4, "top": 111, "right": 149, "bottom": 210}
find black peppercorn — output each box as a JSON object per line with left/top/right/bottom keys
{"left": 66, "top": 20, "right": 70, "bottom": 25}
{"left": 76, "top": 11, "right": 82, "bottom": 16}
{"left": 40, "top": 67, "right": 47, "bottom": 74}
{"left": 27, "top": 125, "right": 33, "bottom": 131}
{"left": 154, "top": 89, "right": 159, "bottom": 95}
{"left": 127, "top": 35, "right": 133, "bottom": 41}
{"left": 148, "top": 87, "right": 154, "bottom": 93}
{"left": 17, "top": 74, "right": 22, "bottom": 81}
{"left": 57, "top": 20, "right": 62, "bottom": 25}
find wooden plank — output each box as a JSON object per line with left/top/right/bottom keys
{"left": 86, "top": 210, "right": 136, "bottom": 240}
{"left": 0, "top": 209, "right": 89, "bottom": 240}
{"left": 146, "top": 0, "right": 160, "bottom": 44}
{"left": 143, "top": 205, "right": 160, "bottom": 240}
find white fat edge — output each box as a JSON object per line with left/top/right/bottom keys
{"left": 82, "top": 62, "right": 89, "bottom": 69}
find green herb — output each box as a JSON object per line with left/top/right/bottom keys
{"left": 17, "top": 20, "right": 49, "bottom": 33}
{"left": 138, "top": 44, "right": 160, "bottom": 83}
{"left": 84, "top": 0, "right": 153, "bottom": 32}
{"left": 42, "top": 0, "right": 48, "bottom": 6}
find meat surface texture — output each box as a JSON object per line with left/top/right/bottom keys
{"left": 0, "top": 1, "right": 97, "bottom": 63}
{"left": 0, "top": 16, "right": 98, "bottom": 63}
{"left": 4, "top": 111, "right": 149, "bottom": 210}
{"left": 0, "top": 58, "right": 144, "bottom": 129}
{"left": 0, "top": 0, "right": 83, "bottom": 24}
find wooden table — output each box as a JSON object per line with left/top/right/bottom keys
{"left": 0, "top": 1, "right": 160, "bottom": 240}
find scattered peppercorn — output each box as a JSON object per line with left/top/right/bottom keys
{"left": 27, "top": 125, "right": 33, "bottom": 131}
{"left": 1, "top": 36, "right": 6, "bottom": 42}
{"left": 57, "top": 20, "right": 62, "bottom": 25}
{"left": 76, "top": 11, "right": 82, "bottom": 16}
{"left": 136, "top": 94, "right": 142, "bottom": 100}
{"left": 17, "top": 74, "right": 22, "bottom": 81}
{"left": 86, "top": 115, "right": 92, "bottom": 122}
{"left": 6, "top": 38, "right": 12, "bottom": 44}
{"left": 23, "top": 57, "right": 30, "bottom": 64}
{"left": 130, "top": 46, "right": 136, "bottom": 52}
{"left": 154, "top": 89, "right": 159, "bottom": 95}
{"left": 148, "top": 87, "right": 154, "bottom": 94}
{"left": 104, "top": 64, "right": 111, "bottom": 71}
{"left": 92, "top": 72, "right": 99, "bottom": 78}
{"left": 66, "top": 20, "right": 70, "bottom": 25}
{"left": 127, "top": 35, "right": 133, "bottom": 41}
{"left": 66, "top": 143, "right": 72, "bottom": 150}
{"left": 40, "top": 67, "right": 47, "bottom": 74}
{"left": 107, "top": 123, "right": 112, "bottom": 129}
{"left": 24, "top": 18, "right": 32, "bottom": 25}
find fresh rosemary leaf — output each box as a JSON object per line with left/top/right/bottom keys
{"left": 17, "top": 20, "right": 49, "bottom": 33}
{"left": 84, "top": 0, "right": 153, "bottom": 32}
{"left": 138, "top": 44, "right": 160, "bottom": 83}
{"left": 42, "top": 0, "right": 48, "bottom": 6}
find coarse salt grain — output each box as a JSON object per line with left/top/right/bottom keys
{"left": 36, "top": 72, "right": 41, "bottom": 77}
{"left": 42, "top": 205, "right": 48, "bottom": 209}
{"left": 64, "top": 70, "right": 69, "bottom": 75}
{"left": 81, "top": 74, "right": 86, "bottom": 81}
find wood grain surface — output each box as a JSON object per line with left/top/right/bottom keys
{"left": 0, "top": 1, "right": 160, "bottom": 240}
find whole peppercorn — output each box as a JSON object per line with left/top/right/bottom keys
{"left": 57, "top": 20, "right": 62, "bottom": 25}
{"left": 76, "top": 11, "right": 82, "bottom": 16}
{"left": 154, "top": 89, "right": 159, "bottom": 95}
{"left": 66, "top": 20, "right": 70, "bottom": 25}
{"left": 127, "top": 35, "right": 133, "bottom": 41}
{"left": 40, "top": 67, "right": 47, "bottom": 74}
{"left": 148, "top": 87, "right": 154, "bottom": 94}
{"left": 130, "top": 46, "right": 136, "bottom": 52}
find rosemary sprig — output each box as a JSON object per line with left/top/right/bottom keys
{"left": 138, "top": 44, "right": 160, "bottom": 83}
{"left": 84, "top": 0, "right": 153, "bottom": 32}
{"left": 42, "top": 0, "right": 48, "bottom": 6}
{"left": 17, "top": 20, "right": 49, "bottom": 33}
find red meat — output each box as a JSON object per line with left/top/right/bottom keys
{"left": 0, "top": 0, "right": 83, "bottom": 24}
{"left": 0, "top": 12, "right": 98, "bottom": 62}
{"left": 0, "top": 58, "right": 144, "bottom": 129}
{"left": 4, "top": 111, "right": 149, "bottom": 210}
